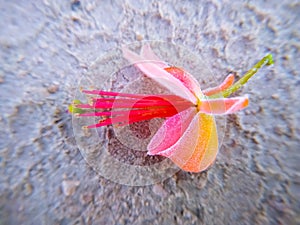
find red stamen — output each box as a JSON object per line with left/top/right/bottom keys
{"left": 87, "top": 107, "right": 178, "bottom": 128}
{"left": 79, "top": 107, "right": 176, "bottom": 117}
{"left": 75, "top": 95, "right": 193, "bottom": 109}
{"left": 77, "top": 91, "right": 194, "bottom": 128}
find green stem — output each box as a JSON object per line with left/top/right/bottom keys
{"left": 210, "top": 54, "right": 274, "bottom": 98}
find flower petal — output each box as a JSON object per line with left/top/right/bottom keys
{"left": 164, "top": 67, "right": 203, "bottom": 98}
{"left": 193, "top": 120, "right": 218, "bottom": 172}
{"left": 199, "top": 96, "right": 249, "bottom": 115}
{"left": 181, "top": 114, "right": 218, "bottom": 172}
{"left": 148, "top": 111, "right": 218, "bottom": 173}
{"left": 203, "top": 73, "right": 235, "bottom": 96}
{"left": 140, "top": 43, "right": 167, "bottom": 69}
{"left": 140, "top": 44, "right": 203, "bottom": 97}
{"left": 147, "top": 107, "right": 197, "bottom": 155}
{"left": 122, "top": 46, "right": 197, "bottom": 104}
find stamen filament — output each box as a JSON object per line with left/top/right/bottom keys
{"left": 82, "top": 90, "right": 186, "bottom": 101}
{"left": 75, "top": 95, "right": 193, "bottom": 109}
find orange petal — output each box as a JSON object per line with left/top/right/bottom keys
{"left": 203, "top": 73, "right": 235, "bottom": 96}
{"left": 199, "top": 96, "right": 249, "bottom": 115}
{"left": 180, "top": 113, "right": 218, "bottom": 172}
{"left": 148, "top": 112, "right": 218, "bottom": 173}
{"left": 188, "top": 117, "right": 218, "bottom": 172}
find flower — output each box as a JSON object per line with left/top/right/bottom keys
{"left": 69, "top": 44, "right": 273, "bottom": 172}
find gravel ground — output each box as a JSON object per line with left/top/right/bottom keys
{"left": 0, "top": 1, "right": 299, "bottom": 225}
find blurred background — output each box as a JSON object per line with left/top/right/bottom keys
{"left": 0, "top": 0, "right": 299, "bottom": 224}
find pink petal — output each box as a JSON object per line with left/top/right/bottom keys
{"left": 140, "top": 44, "right": 203, "bottom": 97}
{"left": 147, "top": 107, "right": 197, "bottom": 155}
{"left": 122, "top": 46, "right": 197, "bottom": 104}
{"left": 164, "top": 67, "right": 203, "bottom": 98}
{"left": 140, "top": 43, "right": 167, "bottom": 69}
{"left": 198, "top": 96, "right": 249, "bottom": 115}
{"left": 203, "top": 73, "right": 235, "bottom": 96}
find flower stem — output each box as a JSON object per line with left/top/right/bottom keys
{"left": 210, "top": 54, "right": 274, "bottom": 98}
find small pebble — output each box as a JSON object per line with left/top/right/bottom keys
{"left": 80, "top": 192, "right": 93, "bottom": 204}
{"left": 47, "top": 84, "right": 59, "bottom": 94}
{"left": 62, "top": 180, "right": 80, "bottom": 196}
{"left": 71, "top": 0, "right": 81, "bottom": 11}
{"left": 274, "top": 126, "right": 284, "bottom": 135}
{"left": 136, "top": 34, "right": 143, "bottom": 41}
{"left": 152, "top": 184, "right": 168, "bottom": 198}
{"left": 39, "top": 41, "right": 48, "bottom": 49}
{"left": 18, "top": 204, "right": 24, "bottom": 212}
{"left": 271, "top": 94, "right": 279, "bottom": 99}
{"left": 82, "top": 126, "right": 92, "bottom": 137}
{"left": 24, "top": 183, "right": 33, "bottom": 196}
{"left": 17, "top": 55, "right": 25, "bottom": 62}
{"left": 19, "top": 70, "right": 28, "bottom": 76}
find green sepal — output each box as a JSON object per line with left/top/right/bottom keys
{"left": 68, "top": 100, "right": 85, "bottom": 114}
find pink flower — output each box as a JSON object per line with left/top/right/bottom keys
{"left": 69, "top": 44, "right": 273, "bottom": 172}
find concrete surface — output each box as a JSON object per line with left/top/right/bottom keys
{"left": 0, "top": 0, "right": 299, "bottom": 224}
